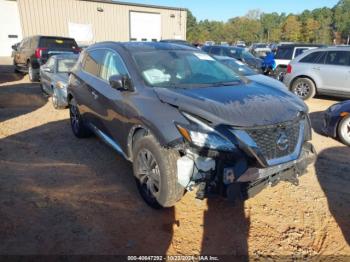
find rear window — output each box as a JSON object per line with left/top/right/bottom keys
{"left": 275, "top": 47, "right": 293, "bottom": 60}
{"left": 300, "top": 51, "right": 326, "bottom": 64}
{"left": 39, "top": 37, "right": 78, "bottom": 50}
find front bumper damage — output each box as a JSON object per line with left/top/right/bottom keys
{"left": 177, "top": 142, "right": 317, "bottom": 201}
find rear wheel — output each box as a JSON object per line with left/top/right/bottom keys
{"left": 338, "top": 115, "right": 350, "bottom": 146}
{"left": 28, "top": 62, "right": 39, "bottom": 82}
{"left": 132, "top": 135, "right": 184, "bottom": 209}
{"left": 291, "top": 78, "right": 316, "bottom": 100}
{"left": 69, "top": 98, "right": 92, "bottom": 138}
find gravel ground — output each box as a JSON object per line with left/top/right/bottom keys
{"left": 0, "top": 61, "right": 349, "bottom": 259}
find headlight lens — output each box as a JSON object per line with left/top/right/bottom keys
{"left": 56, "top": 81, "right": 67, "bottom": 89}
{"left": 176, "top": 113, "right": 236, "bottom": 152}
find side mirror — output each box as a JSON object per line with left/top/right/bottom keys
{"left": 11, "top": 44, "right": 18, "bottom": 51}
{"left": 109, "top": 74, "right": 132, "bottom": 91}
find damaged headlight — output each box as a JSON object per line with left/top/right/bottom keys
{"left": 175, "top": 112, "right": 236, "bottom": 152}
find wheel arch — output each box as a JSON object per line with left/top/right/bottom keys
{"left": 290, "top": 75, "right": 318, "bottom": 92}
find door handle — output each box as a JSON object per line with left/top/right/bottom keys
{"left": 312, "top": 67, "right": 320, "bottom": 71}
{"left": 91, "top": 91, "right": 98, "bottom": 99}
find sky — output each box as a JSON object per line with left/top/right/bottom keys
{"left": 116, "top": 0, "right": 339, "bottom": 21}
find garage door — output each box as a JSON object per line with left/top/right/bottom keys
{"left": 0, "top": 0, "right": 22, "bottom": 57}
{"left": 130, "top": 11, "right": 161, "bottom": 42}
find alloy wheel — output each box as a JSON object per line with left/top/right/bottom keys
{"left": 294, "top": 81, "right": 310, "bottom": 98}
{"left": 69, "top": 104, "right": 80, "bottom": 134}
{"left": 340, "top": 117, "right": 350, "bottom": 141}
{"left": 135, "top": 149, "right": 161, "bottom": 200}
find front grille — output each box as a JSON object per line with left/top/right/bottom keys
{"left": 245, "top": 120, "right": 301, "bottom": 161}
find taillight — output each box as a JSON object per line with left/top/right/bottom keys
{"left": 287, "top": 64, "right": 292, "bottom": 74}
{"left": 35, "top": 47, "right": 47, "bottom": 58}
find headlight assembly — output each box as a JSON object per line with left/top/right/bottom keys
{"left": 176, "top": 113, "right": 236, "bottom": 152}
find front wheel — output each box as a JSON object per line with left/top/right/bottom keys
{"left": 132, "top": 135, "right": 184, "bottom": 209}
{"left": 291, "top": 78, "right": 316, "bottom": 100}
{"left": 338, "top": 115, "right": 350, "bottom": 146}
{"left": 69, "top": 98, "right": 92, "bottom": 138}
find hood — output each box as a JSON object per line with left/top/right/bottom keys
{"left": 247, "top": 74, "right": 287, "bottom": 90}
{"left": 155, "top": 81, "right": 307, "bottom": 127}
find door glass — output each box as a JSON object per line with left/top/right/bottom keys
{"left": 210, "top": 47, "right": 222, "bottom": 55}
{"left": 100, "top": 51, "right": 128, "bottom": 81}
{"left": 294, "top": 48, "right": 309, "bottom": 57}
{"left": 83, "top": 49, "right": 106, "bottom": 77}
{"left": 325, "top": 51, "right": 350, "bottom": 66}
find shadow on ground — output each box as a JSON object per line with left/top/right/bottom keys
{"left": 0, "top": 119, "right": 176, "bottom": 255}
{"left": 0, "top": 82, "right": 47, "bottom": 122}
{"left": 0, "top": 64, "right": 24, "bottom": 84}
{"left": 315, "top": 146, "right": 350, "bottom": 246}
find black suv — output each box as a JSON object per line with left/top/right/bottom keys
{"left": 68, "top": 42, "right": 316, "bottom": 209}
{"left": 12, "top": 35, "right": 80, "bottom": 82}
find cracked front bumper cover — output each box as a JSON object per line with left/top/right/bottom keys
{"left": 238, "top": 142, "right": 317, "bottom": 198}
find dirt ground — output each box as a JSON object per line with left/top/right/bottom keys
{"left": 0, "top": 58, "right": 349, "bottom": 260}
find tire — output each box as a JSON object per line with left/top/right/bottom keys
{"left": 69, "top": 98, "right": 93, "bottom": 138}
{"left": 14, "top": 63, "right": 21, "bottom": 74}
{"left": 291, "top": 78, "right": 316, "bottom": 100}
{"left": 338, "top": 115, "right": 350, "bottom": 146}
{"left": 28, "top": 62, "right": 39, "bottom": 82}
{"left": 132, "top": 135, "right": 184, "bottom": 209}
{"left": 52, "top": 88, "right": 65, "bottom": 109}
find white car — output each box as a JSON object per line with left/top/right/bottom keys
{"left": 283, "top": 47, "right": 350, "bottom": 100}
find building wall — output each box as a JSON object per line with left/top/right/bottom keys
{"left": 0, "top": 0, "right": 22, "bottom": 56}
{"left": 16, "top": 0, "right": 187, "bottom": 43}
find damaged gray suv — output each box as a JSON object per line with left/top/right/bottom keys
{"left": 68, "top": 42, "right": 316, "bottom": 209}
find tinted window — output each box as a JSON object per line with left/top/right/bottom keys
{"left": 300, "top": 51, "right": 324, "bottom": 64}
{"left": 202, "top": 46, "right": 211, "bottom": 52}
{"left": 83, "top": 49, "right": 106, "bottom": 77}
{"left": 294, "top": 48, "right": 309, "bottom": 57}
{"left": 275, "top": 47, "right": 293, "bottom": 59}
{"left": 39, "top": 37, "right": 78, "bottom": 50}
{"left": 100, "top": 51, "right": 128, "bottom": 81}
{"left": 226, "top": 48, "right": 241, "bottom": 59}
{"left": 325, "top": 51, "right": 350, "bottom": 66}
{"left": 210, "top": 47, "right": 222, "bottom": 55}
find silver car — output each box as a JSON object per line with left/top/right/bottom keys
{"left": 283, "top": 47, "right": 350, "bottom": 100}
{"left": 40, "top": 54, "right": 78, "bottom": 109}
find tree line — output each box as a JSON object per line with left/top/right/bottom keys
{"left": 186, "top": 0, "right": 350, "bottom": 45}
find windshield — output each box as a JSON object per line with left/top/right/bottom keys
{"left": 57, "top": 58, "right": 77, "bottom": 73}
{"left": 221, "top": 59, "right": 257, "bottom": 76}
{"left": 132, "top": 50, "right": 241, "bottom": 88}
{"left": 242, "top": 51, "right": 256, "bottom": 60}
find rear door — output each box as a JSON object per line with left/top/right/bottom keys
{"left": 318, "top": 51, "right": 350, "bottom": 94}
{"left": 77, "top": 49, "right": 106, "bottom": 130}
